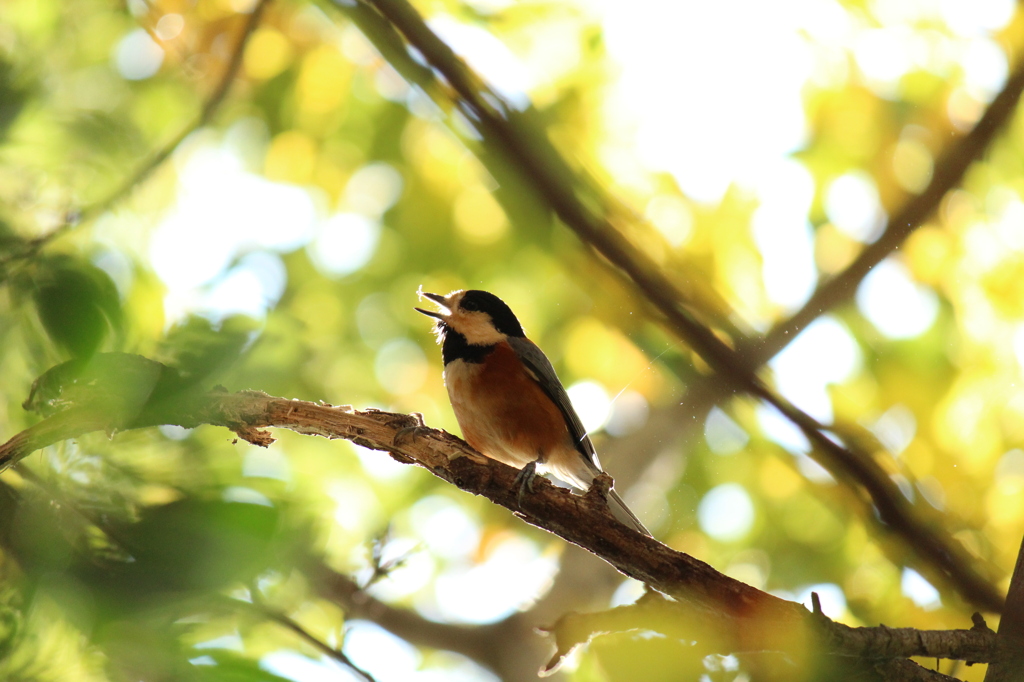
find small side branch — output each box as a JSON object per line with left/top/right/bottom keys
{"left": 243, "top": 600, "right": 378, "bottom": 682}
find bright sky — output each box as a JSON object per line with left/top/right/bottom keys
{"left": 118, "top": 0, "right": 1015, "bottom": 677}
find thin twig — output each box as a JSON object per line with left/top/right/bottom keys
{"left": 305, "top": 558, "right": 528, "bottom": 675}
{"left": 80, "top": 0, "right": 272, "bottom": 223}
{"left": 0, "top": 0, "right": 273, "bottom": 275}
{"left": 245, "top": 598, "right": 379, "bottom": 682}
{"left": 352, "top": 0, "right": 1004, "bottom": 612}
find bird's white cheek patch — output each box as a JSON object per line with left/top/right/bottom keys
{"left": 447, "top": 310, "right": 506, "bottom": 346}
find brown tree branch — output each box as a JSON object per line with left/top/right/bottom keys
{"left": 0, "top": 387, "right": 1000, "bottom": 681}
{"left": 542, "top": 591, "right": 995, "bottom": 675}
{"left": 350, "top": 0, "right": 1003, "bottom": 612}
{"left": 875, "top": 658, "right": 968, "bottom": 682}
{"left": 3, "top": 391, "right": 796, "bottom": 618}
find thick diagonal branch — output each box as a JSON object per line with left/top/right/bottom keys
{"left": 0, "top": 389, "right": 1000, "bottom": 680}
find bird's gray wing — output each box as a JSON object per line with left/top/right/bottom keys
{"left": 510, "top": 338, "right": 651, "bottom": 536}
{"left": 507, "top": 336, "right": 600, "bottom": 470}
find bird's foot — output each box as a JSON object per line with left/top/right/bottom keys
{"left": 393, "top": 413, "right": 429, "bottom": 446}
{"left": 513, "top": 461, "right": 538, "bottom": 508}
{"left": 586, "top": 472, "right": 614, "bottom": 501}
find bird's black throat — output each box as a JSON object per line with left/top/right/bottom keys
{"left": 439, "top": 325, "right": 495, "bottom": 366}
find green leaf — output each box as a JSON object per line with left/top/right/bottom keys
{"left": 0, "top": 57, "right": 32, "bottom": 142}
{"left": 158, "top": 315, "right": 260, "bottom": 387}
{"left": 22, "top": 352, "right": 166, "bottom": 422}
{"left": 30, "top": 254, "right": 123, "bottom": 361}
{"left": 84, "top": 497, "right": 279, "bottom": 609}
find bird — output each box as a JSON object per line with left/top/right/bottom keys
{"left": 415, "top": 288, "right": 650, "bottom": 536}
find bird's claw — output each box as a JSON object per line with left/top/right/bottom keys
{"left": 514, "top": 461, "right": 538, "bottom": 508}
{"left": 393, "top": 413, "right": 429, "bottom": 446}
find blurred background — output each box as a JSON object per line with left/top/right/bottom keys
{"left": 0, "top": 0, "right": 1023, "bottom": 679}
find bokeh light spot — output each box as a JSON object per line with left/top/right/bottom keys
{"left": 375, "top": 338, "right": 428, "bottom": 396}
{"left": 114, "top": 29, "right": 164, "bottom": 80}
{"left": 308, "top": 213, "right": 381, "bottom": 277}
{"left": 265, "top": 130, "right": 318, "bottom": 185}
{"left": 825, "top": 172, "right": 884, "bottom": 242}
{"left": 857, "top": 259, "right": 939, "bottom": 339}
{"left": 199, "top": 251, "right": 287, "bottom": 321}
{"left": 961, "top": 37, "right": 1008, "bottom": 98}
{"left": 428, "top": 16, "right": 530, "bottom": 107}
{"left": 602, "top": 0, "right": 809, "bottom": 203}
{"left": 870, "top": 404, "right": 917, "bottom": 456}
{"left": 410, "top": 496, "right": 481, "bottom": 561}
{"left": 901, "top": 568, "right": 941, "bottom": 609}
{"left": 705, "top": 407, "right": 749, "bottom": 455}
{"left": 433, "top": 536, "right": 558, "bottom": 623}
{"left": 757, "top": 404, "right": 811, "bottom": 454}
{"left": 698, "top": 483, "right": 755, "bottom": 542}
{"left": 245, "top": 28, "right": 293, "bottom": 80}
{"left": 892, "top": 138, "right": 933, "bottom": 193}
{"left": 769, "top": 316, "right": 860, "bottom": 422}
{"left": 345, "top": 162, "right": 404, "bottom": 217}
{"left": 797, "top": 583, "right": 847, "bottom": 619}
{"left": 566, "top": 380, "right": 612, "bottom": 434}
{"left": 645, "top": 194, "right": 693, "bottom": 247}
{"left": 297, "top": 45, "right": 351, "bottom": 114}
{"left": 606, "top": 390, "right": 649, "bottom": 437}
{"left": 155, "top": 14, "right": 184, "bottom": 41}
{"left": 344, "top": 622, "right": 422, "bottom": 680}
{"left": 151, "top": 145, "right": 316, "bottom": 323}
{"left": 751, "top": 172, "right": 817, "bottom": 311}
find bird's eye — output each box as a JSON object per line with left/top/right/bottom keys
{"left": 460, "top": 299, "right": 479, "bottom": 312}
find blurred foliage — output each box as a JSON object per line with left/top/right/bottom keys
{"left": 0, "top": 0, "right": 1022, "bottom": 681}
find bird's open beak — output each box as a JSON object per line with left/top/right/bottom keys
{"left": 415, "top": 290, "right": 449, "bottom": 320}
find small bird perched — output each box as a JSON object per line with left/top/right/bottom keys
{"left": 416, "top": 288, "right": 650, "bottom": 536}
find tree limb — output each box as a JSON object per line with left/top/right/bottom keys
{"left": 0, "top": 387, "right": 1000, "bottom": 680}
{"left": 238, "top": 597, "right": 379, "bottom": 682}
{"left": 542, "top": 591, "right": 995, "bottom": 675}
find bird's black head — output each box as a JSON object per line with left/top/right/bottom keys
{"left": 457, "top": 290, "right": 525, "bottom": 338}
{"left": 415, "top": 289, "right": 526, "bottom": 364}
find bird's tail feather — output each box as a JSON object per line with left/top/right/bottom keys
{"left": 607, "top": 488, "right": 651, "bottom": 536}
